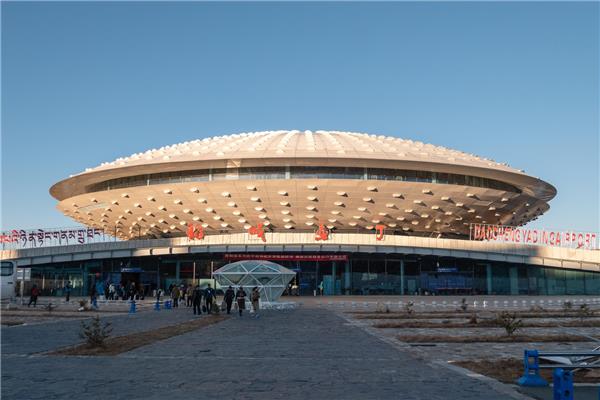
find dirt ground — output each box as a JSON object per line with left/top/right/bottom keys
{"left": 343, "top": 306, "right": 600, "bottom": 387}
{"left": 396, "top": 334, "right": 594, "bottom": 343}
{"left": 452, "top": 358, "right": 600, "bottom": 384}
{"left": 49, "top": 314, "right": 227, "bottom": 356}
{"left": 352, "top": 311, "right": 597, "bottom": 320}
{"left": 374, "top": 319, "right": 600, "bottom": 329}
{"left": 1, "top": 308, "right": 130, "bottom": 326}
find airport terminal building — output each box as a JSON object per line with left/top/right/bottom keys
{"left": 2, "top": 130, "right": 599, "bottom": 296}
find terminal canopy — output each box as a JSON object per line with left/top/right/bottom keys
{"left": 213, "top": 260, "right": 296, "bottom": 302}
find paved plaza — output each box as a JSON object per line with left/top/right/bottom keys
{"left": 0, "top": 304, "right": 532, "bottom": 400}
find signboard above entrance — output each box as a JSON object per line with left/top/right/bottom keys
{"left": 224, "top": 254, "right": 348, "bottom": 262}
{"left": 470, "top": 223, "right": 598, "bottom": 250}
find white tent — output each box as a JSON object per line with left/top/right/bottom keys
{"left": 213, "top": 260, "right": 296, "bottom": 303}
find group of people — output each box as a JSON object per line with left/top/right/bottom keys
{"left": 164, "top": 283, "right": 260, "bottom": 317}
{"left": 88, "top": 281, "right": 141, "bottom": 305}
{"left": 165, "top": 282, "right": 213, "bottom": 309}
{"left": 168, "top": 283, "right": 216, "bottom": 314}
{"left": 222, "top": 285, "right": 261, "bottom": 317}
{"left": 28, "top": 279, "right": 262, "bottom": 318}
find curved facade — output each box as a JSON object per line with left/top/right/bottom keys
{"left": 50, "top": 130, "right": 556, "bottom": 240}
{"left": 19, "top": 130, "right": 597, "bottom": 298}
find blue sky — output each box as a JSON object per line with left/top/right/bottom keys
{"left": 2, "top": 2, "right": 598, "bottom": 233}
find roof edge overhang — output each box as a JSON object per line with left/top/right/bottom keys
{"left": 50, "top": 157, "right": 557, "bottom": 203}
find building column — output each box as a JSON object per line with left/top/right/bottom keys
{"left": 81, "top": 262, "right": 88, "bottom": 296}
{"left": 332, "top": 261, "right": 337, "bottom": 295}
{"left": 509, "top": 266, "right": 519, "bottom": 295}
{"left": 156, "top": 260, "right": 161, "bottom": 290}
{"left": 400, "top": 259, "right": 405, "bottom": 295}
{"left": 175, "top": 260, "right": 181, "bottom": 282}
{"left": 486, "top": 264, "right": 492, "bottom": 295}
{"left": 344, "top": 260, "right": 351, "bottom": 295}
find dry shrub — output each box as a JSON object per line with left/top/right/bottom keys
{"left": 495, "top": 311, "right": 523, "bottom": 336}
{"left": 80, "top": 315, "right": 112, "bottom": 348}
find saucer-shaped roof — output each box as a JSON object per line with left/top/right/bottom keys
{"left": 79, "top": 130, "right": 523, "bottom": 174}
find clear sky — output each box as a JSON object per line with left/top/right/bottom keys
{"left": 2, "top": 2, "right": 598, "bottom": 233}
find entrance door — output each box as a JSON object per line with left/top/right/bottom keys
{"left": 297, "top": 261, "right": 317, "bottom": 295}
{"left": 121, "top": 272, "right": 140, "bottom": 287}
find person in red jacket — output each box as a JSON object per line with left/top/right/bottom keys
{"left": 28, "top": 284, "right": 40, "bottom": 307}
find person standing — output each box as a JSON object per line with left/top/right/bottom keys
{"left": 128, "top": 282, "right": 136, "bottom": 301}
{"left": 171, "top": 285, "right": 180, "bottom": 307}
{"left": 108, "top": 283, "right": 115, "bottom": 300}
{"left": 204, "top": 284, "right": 215, "bottom": 314}
{"left": 28, "top": 284, "right": 40, "bottom": 307}
{"left": 251, "top": 287, "right": 261, "bottom": 318}
{"left": 192, "top": 285, "right": 203, "bottom": 315}
{"left": 64, "top": 281, "right": 72, "bottom": 302}
{"left": 224, "top": 286, "right": 235, "bottom": 314}
{"left": 89, "top": 284, "right": 98, "bottom": 308}
{"left": 186, "top": 284, "right": 193, "bottom": 307}
{"left": 235, "top": 286, "right": 247, "bottom": 317}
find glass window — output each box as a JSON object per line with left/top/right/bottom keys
{"left": 87, "top": 166, "right": 520, "bottom": 194}
{"left": 1, "top": 261, "right": 14, "bottom": 276}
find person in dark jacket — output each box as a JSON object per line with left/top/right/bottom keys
{"left": 89, "top": 284, "right": 98, "bottom": 308}
{"left": 251, "top": 287, "right": 261, "bottom": 318}
{"left": 224, "top": 286, "right": 235, "bottom": 314}
{"left": 204, "top": 284, "right": 216, "bottom": 314}
{"left": 28, "top": 284, "right": 40, "bottom": 307}
{"left": 191, "top": 285, "right": 203, "bottom": 315}
{"left": 64, "top": 281, "right": 72, "bottom": 302}
{"left": 235, "top": 286, "right": 247, "bottom": 317}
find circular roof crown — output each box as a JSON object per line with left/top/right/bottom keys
{"left": 81, "top": 130, "right": 523, "bottom": 175}
{"left": 51, "top": 130, "right": 556, "bottom": 203}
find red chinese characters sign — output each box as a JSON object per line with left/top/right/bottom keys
{"left": 375, "top": 224, "right": 385, "bottom": 241}
{"left": 248, "top": 223, "right": 266, "bottom": 242}
{"left": 315, "top": 224, "right": 329, "bottom": 241}
{"left": 187, "top": 224, "right": 205, "bottom": 240}
{"left": 470, "top": 223, "right": 598, "bottom": 250}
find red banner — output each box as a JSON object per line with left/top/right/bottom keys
{"left": 224, "top": 254, "right": 348, "bottom": 262}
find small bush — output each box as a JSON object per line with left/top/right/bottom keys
{"left": 78, "top": 300, "right": 92, "bottom": 312}
{"left": 578, "top": 304, "right": 593, "bottom": 320}
{"left": 80, "top": 315, "right": 112, "bottom": 348}
{"left": 468, "top": 313, "right": 478, "bottom": 325}
{"left": 529, "top": 305, "right": 545, "bottom": 312}
{"left": 460, "top": 298, "right": 468, "bottom": 313}
{"left": 405, "top": 301, "right": 414, "bottom": 316}
{"left": 563, "top": 301, "right": 573, "bottom": 312}
{"left": 496, "top": 311, "right": 523, "bottom": 337}
{"left": 376, "top": 303, "right": 390, "bottom": 313}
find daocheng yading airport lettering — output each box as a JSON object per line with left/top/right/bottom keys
{"left": 471, "top": 223, "right": 598, "bottom": 250}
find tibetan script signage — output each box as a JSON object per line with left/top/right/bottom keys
{"left": 470, "top": 223, "right": 598, "bottom": 250}
{"left": 0, "top": 227, "right": 107, "bottom": 250}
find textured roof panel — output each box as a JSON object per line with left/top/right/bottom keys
{"left": 80, "top": 130, "right": 524, "bottom": 176}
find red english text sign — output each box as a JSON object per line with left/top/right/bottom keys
{"left": 471, "top": 223, "right": 598, "bottom": 250}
